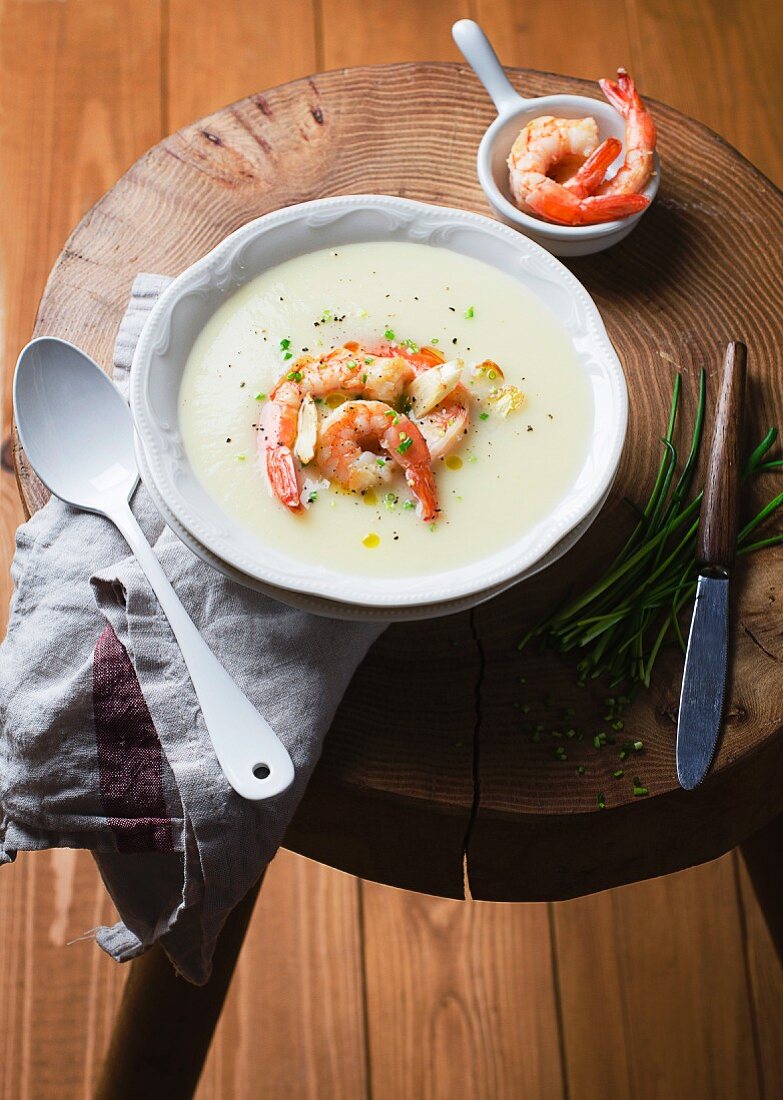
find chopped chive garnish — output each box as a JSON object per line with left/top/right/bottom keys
{"left": 464, "top": 306, "right": 474, "bottom": 319}
{"left": 286, "top": 371, "right": 303, "bottom": 382}
{"left": 398, "top": 436, "right": 413, "bottom": 453}
{"left": 613, "top": 769, "right": 624, "bottom": 779}
{"left": 384, "top": 328, "right": 395, "bottom": 341}
{"left": 254, "top": 392, "right": 267, "bottom": 401}
{"left": 479, "top": 412, "right": 489, "bottom": 421}
{"left": 598, "top": 792, "right": 606, "bottom": 810}
{"left": 280, "top": 337, "right": 291, "bottom": 350}
{"left": 403, "top": 500, "right": 415, "bottom": 510}
{"left": 283, "top": 351, "right": 293, "bottom": 361}
{"left": 516, "top": 369, "right": 783, "bottom": 691}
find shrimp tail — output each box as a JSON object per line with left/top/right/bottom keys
{"left": 599, "top": 68, "right": 643, "bottom": 117}
{"left": 405, "top": 465, "right": 439, "bottom": 523}
{"left": 565, "top": 137, "right": 622, "bottom": 198}
{"left": 527, "top": 178, "right": 649, "bottom": 226}
{"left": 266, "top": 446, "right": 302, "bottom": 512}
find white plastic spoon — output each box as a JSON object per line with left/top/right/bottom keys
{"left": 13, "top": 336, "right": 295, "bottom": 801}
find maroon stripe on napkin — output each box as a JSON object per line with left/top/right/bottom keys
{"left": 93, "top": 624, "right": 173, "bottom": 853}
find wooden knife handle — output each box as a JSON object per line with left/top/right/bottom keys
{"left": 697, "top": 341, "right": 747, "bottom": 571}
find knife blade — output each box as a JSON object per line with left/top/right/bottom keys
{"left": 676, "top": 341, "right": 747, "bottom": 790}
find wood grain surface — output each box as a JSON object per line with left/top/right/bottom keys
{"left": 1, "top": 2, "right": 782, "bottom": 1099}
{"left": 13, "top": 58, "right": 783, "bottom": 900}
{"left": 697, "top": 341, "right": 746, "bottom": 569}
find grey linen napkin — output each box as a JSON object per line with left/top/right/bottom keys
{"left": 0, "top": 275, "right": 384, "bottom": 983}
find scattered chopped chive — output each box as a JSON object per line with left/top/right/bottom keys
{"left": 612, "top": 720, "right": 625, "bottom": 731}
{"left": 430, "top": 337, "right": 440, "bottom": 344}
{"left": 361, "top": 373, "right": 368, "bottom": 384}
{"left": 376, "top": 457, "right": 387, "bottom": 467}
{"left": 479, "top": 412, "right": 489, "bottom": 421}
{"left": 286, "top": 371, "right": 303, "bottom": 382}
{"left": 429, "top": 522, "right": 437, "bottom": 532}
{"left": 280, "top": 337, "right": 291, "bottom": 350}
{"left": 467, "top": 455, "right": 478, "bottom": 464}
{"left": 283, "top": 351, "right": 293, "bottom": 361}
{"left": 401, "top": 338, "right": 419, "bottom": 352}
{"left": 633, "top": 778, "right": 649, "bottom": 796}
{"left": 403, "top": 500, "right": 415, "bottom": 510}
{"left": 613, "top": 769, "right": 624, "bottom": 779}
{"left": 254, "top": 392, "right": 266, "bottom": 401}
{"left": 364, "top": 357, "right": 373, "bottom": 364}
{"left": 384, "top": 328, "right": 396, "bottom": 341}
{"left": 308, "top": 491, "right": 318, "bottom": 503}
{"left": 633, "top": 740, "right": 644, "bottom": 751}
{"left": 236, "top": 453, "right": 246, "bottom": 462}
{"left": 555, "top": 746, "right": 568, "bottom": 760}
{"left": 464, "top": 306, "right": 474, "bottom": 319}
{"left": 577, "top": 765, "right": 585, "bottom": 776}
{"left": 398, "top": 436, "right": 413, "bottom": 454}
{"left": 593, "top": 732, "right": 608, "bottom": 749}
{"left": 598, "top": 792, "right": 606, "bottom": 810}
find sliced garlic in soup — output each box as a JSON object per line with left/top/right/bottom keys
{"left": 407, "top": 359, "right": 464, "bottom": 416}
{"left": 294, "top": 393, "right": 318, "bottom": 464}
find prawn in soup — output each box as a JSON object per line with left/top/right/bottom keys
{"left": 178, "top": 241, "right": 593, "bottom": 577}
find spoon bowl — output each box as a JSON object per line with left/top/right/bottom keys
{"left": 13, "top": 336, "right": 295, "bottom": 801}
{"left": 14, "top": 337, "right": 138, "bottom": 513}
{"left": 452, "top": 19, "right": 660, "bottom": 256}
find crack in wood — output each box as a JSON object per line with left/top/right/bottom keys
{"left": 743, "top": 623, "right": 781, "bottom": 664}
{"left": 461, "top": 609, "right": 485, "bottom": 899}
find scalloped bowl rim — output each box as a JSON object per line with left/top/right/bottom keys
{"left": 131, "top": 195, "right": 627, "bottom": 608}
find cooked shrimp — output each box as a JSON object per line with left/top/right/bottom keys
{"left": 596, "top": 68, "right": 656, "bottom": 197}
{"left": 367, "top": 342, "right": 471, "bottom": 460}
{"left": 260, "top": 345, "right": 414, "bottom": 511}
{"left": 259, "top": 353, "right": 363, "bottom": 512}
{"left": 564, "top": 137, "right": 622, "bottom": 198}
{"left": 525, "top": 180, "right": 649, "bottom": 225}
{"left": 508, "top": 115, "right": 599, "bottom": 208}
{"left": 316, "top": 400, "right": 439, "bottom": 522}
{"left": 508, "top": 114, "right": 650, "bottom": 226}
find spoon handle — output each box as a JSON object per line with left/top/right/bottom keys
{"left": 452, "top": 19, "right": 525, "bottom": 115}
{"left": 110, "top": 501, "right": 295, "bottom": 801}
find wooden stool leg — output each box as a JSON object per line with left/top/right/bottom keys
{"left": 740, "top": 812, "right": 783, "bottom": 962}
{"left": 95, "top": 874, "right": 263, "bottom": 1100}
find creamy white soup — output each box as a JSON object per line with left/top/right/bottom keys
{"left": 178, "top": 241, "right": 592, "bottom": 577}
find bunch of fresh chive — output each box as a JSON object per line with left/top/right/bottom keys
{"left": 519, "top": 371, "right": 783, "bottom": 688}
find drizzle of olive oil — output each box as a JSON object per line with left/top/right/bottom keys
{"left": 363, "top": 490, "right": 378, "bottom": 506}
{"left": 362, "top": 533, "right": 380, "bottom": 548}
{"left": 445, "top": 455, "right": 463, "bottom": 471}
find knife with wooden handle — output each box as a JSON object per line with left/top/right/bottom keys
{"left": 676, "top": 341, "right": 747, "bottom": 790}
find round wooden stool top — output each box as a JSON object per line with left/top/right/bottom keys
{"left": 14, "top": 63, "right": 783, "bottom": 901}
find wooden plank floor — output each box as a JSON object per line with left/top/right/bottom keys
{"left": 1, "top": 1, "right": 781, "bottom": 1097}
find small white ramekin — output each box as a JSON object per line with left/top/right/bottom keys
{"left": 452, "top": 20, "right": 660, "bottom": 257}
